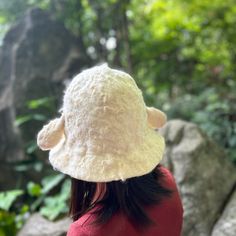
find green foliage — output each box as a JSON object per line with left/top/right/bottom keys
{"left": 30, "top": 174, "right": 66, "bottom": 211}
{"left": 15, "top": 114, "right": 47, "bottom": 127}
{"left": 0, "top": 0, "right": 49, "bottom": 22}
{"left": 31, "top": 175, "right": 70, "bottom": 220}
{"left": 0, "top": 190, "right": 23, "bottom": 236}
{"left": 15, "top": 97, "right": 54, "bottom": 127}
{"left": 0, "top": 211, "right": 17, "bottom": 236}
{"left": 41, "top": 174, "right": 65, "bottom": 195}
{"left": 129, "top": 0, "right": 236, "bottom": 92}
{"left": 27, "top": 182, "right": 41, "bottom": 197}
{"left": 5, "top": 96, "right": 65, "bottom": 234}
{"left": 0, "top": 0, "right": 50, "bottom": 42}
{"left": 128, "top": 0, "right": 236, "bottom": 162}
{"left": 0, "top": 190, "right": 23, "bottom": 211}
{"left": 0, "top": 175, "right": 70, "bottom": 235}
{"left": 165, "top": 87, "right": 236, "bottom": 162}
{"left": 14, "top": 96, "right": 56, "bottom": 178}
{"left": 40, "top": 179, "right": 70, "bottom": 221}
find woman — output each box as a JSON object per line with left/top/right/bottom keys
{"left": 37, "top": 64, "right": 183, "bottom": 235}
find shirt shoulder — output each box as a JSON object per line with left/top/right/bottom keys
{"left": 67, "top": 221, "right": 86, "bottom": 236}
{"left": 67, "top": 211, "right": 99, "bottom": 236}
{"left": 158, "top": 165, "right": 179, "bottom": 190}
{"left": 157, "top": 165, "right": 184, "bottom": 217}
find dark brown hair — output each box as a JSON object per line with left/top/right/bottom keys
{"left": 69, "top": 164, "right": 172, "bottom": 228}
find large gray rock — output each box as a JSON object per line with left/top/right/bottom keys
{"left": 160, "top": 120, "right": 236, "bottom": 236}
{"left": 0, "top": 13, "right": 24, "bottom": 188}
{"left": 211, "top": 188, "right": 236, "bottom": 236}
{"left": 0, "top": 8, "right": 88, "bottom": 140}
{"left": 0, "top": 21, "right": 24, "bottom": 164}
{"left": 2, "top": 7, "right": 88, "bottom": 113}
{"left": 0, "top": 108, "right": 24, "bottom": 189}
{"left": 0, "top": 7, "right": 89, "bottom": 188}
{"left": 18, "top": 213, "right": 71, "bottom": 236}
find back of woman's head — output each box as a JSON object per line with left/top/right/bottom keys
{"left": 37, "top": 65, "right": 171, "bottom": 230}
{"left": 69, "top": 165, "right": 172, "bottom": 229}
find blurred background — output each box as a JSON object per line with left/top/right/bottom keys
{"left": 0, "top": 0, "right": 235, "bottom": 235}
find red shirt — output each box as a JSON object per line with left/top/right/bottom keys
{"left": 67, "top": 166, "right": 183, "bottom": 236}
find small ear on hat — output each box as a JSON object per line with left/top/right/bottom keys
{"left": 146, "top": 107, "right": 167, "bottom": 129}
{"left": 37, "top": 115, "right": 65, "bottom": 151}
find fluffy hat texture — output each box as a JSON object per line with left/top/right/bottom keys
{"left": 37, "top": 64, "right": 167, "bottom": 182}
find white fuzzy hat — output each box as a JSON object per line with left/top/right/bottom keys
{"left": 37, "top": 64, "right": 166, "bottom": 182}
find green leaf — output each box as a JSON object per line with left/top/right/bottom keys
{"left": 41, "top": 174, "right": 65, "bottom": 194}
{"left": 26, "top": 141, "right": 38, "bottom": 154}
{"left": 40, "top": 180, "right": 70, "bottom": 220}
{"left": 14, "top": 115, "right": 32, "bottom": 126}
{"left": 30, "top": 174, "right": 65, "bottom": 211}
{"left": 40, "top": 200, "right": 68, "bottom": 221}
{"left": 0, "top": 190, "right": 23, "bottom": 211}
{"left": 31, "top": 114, "right": 47, "bottom": 121}
{"left": 14, "top": 114, "right": 46, "bottom": 127}
{"left": 27, "top": 182, "right": 42, "bottom": 197}
{"left": 0, "top": 210, "right": 17, "bottom": 236}
{"left": 27, "top": 97, "right": 53, "bottom": 109}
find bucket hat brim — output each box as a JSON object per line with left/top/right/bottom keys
{"left": 48, "top": 127, "right": 164, "bottom": 182}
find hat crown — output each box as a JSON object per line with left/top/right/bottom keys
{"left": 63, "top": 64, "right": 147, "bottom": 156}
{"left": 37, "top": 64, "right": 165, "bottom": 182}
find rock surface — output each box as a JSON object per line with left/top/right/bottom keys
{"left": 211, "top": 188, "right": 236, "bottom": 236}
{"left": 0, "top": 8, "right": 88, "bottom": 188}
{"left": 2, "top": 8, "right": 87, "bottom": 114}
{"left": 160, "top": 120, "right": 236, "bottom": 236}
{"left": 17, "top": 213, "right": 71, "bottom": 236}
{"left": 0, "top": 8, "right": 88, "bottom": 140}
